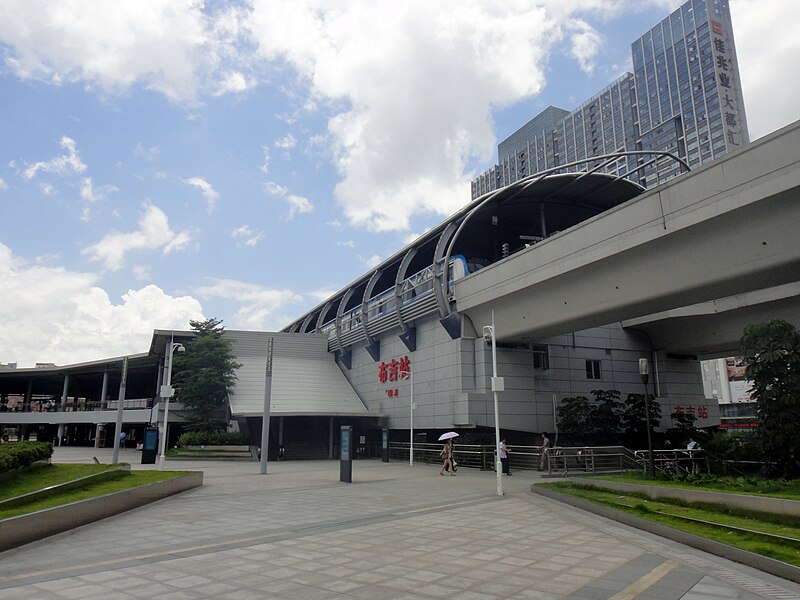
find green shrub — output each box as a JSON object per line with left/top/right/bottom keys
{"left": 0, "top": 441, "right": 54, "bottom": 474}
{"left": 177, "top": 430, "right": 248, "bottom": 447}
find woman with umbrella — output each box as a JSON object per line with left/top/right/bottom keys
{"left": 438, "top": 432, "right": 458, "bottom": 476}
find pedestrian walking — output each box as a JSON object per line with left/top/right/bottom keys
{"left": 538, "top": 432, "right": 550, "bottom": 471}
{"left": 439, "top": 440, "right": 455, "bottom": 476}
{"left": 500, "top": 439, "right": 511, "bottom": 475}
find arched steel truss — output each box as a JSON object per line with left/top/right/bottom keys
{"left": 283, "top": 150, "right": 689, "bottom": 358}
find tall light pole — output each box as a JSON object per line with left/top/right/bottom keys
{"left": 401, "top": 370, "right": 414, "bottom": 466}
{"left": 639, "top": 358, "right": 655, "bottom": 476}
{"left": 111, "top": 356, "right": 128, "bottom": 465}
{"left": 483, "top": 310, "right": 504, "bottom": 497}
{"left": 259, "top": 337, "right": 274, "bottom": 475}
{"left": 158, "top": 337, "right": 185, "bottom": 469}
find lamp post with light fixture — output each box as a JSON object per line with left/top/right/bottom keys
{"left": 400, "top": 370, "right": 414, "bottom": 466}
{"left": 639, "top": 358, "right": 655, "bottom": 476}
{"left": 158, "top": 338, "right": 185, "bottom": 469}
{"left": 482, "top": 310, "right": 504, "bottom": 497}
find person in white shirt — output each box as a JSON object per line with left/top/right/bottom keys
{"left": 500, "top": 439, "right": 511, "bottom": 475}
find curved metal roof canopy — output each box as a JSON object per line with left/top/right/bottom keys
{"left": 283, "top": 167, "right": 650, "bottom": 346}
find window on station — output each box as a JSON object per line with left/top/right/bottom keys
{"left": 531, "top": 344, "right": 550, "bottom": 370}
{"left": 585, "top": 360, "right": 602, "bottom": 380}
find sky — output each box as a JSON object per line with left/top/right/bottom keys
{"left": 1, "top": 0, "right": 798, "bottom": 368}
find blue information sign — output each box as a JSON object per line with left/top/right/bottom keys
{"left": 341, "top": 429, "right": 351, "bottom": 461}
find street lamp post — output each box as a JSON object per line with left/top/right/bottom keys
{"left": 158, "top": 338, "right": 185, "bottom": 470}
{"left": 639, "top": 358, "right": 655, "bottom": 476}
{"left": 483, "top": 310, "right": 504, "bottom": 497}
{"left": 401, "top": 370, "right": 414, "bottom": 466}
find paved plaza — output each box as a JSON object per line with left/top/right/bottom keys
{"left": 1, "top": 448, "right": 799, "bottom": 600}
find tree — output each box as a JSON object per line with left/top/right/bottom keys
{"left": 622, "top": 393, "right": 661, "bottom": 449}
{"left": 589, "top": 389, "right": 623, "bottom": 444}
{"left": 741, "top": 320, "right": 800, "bottom": 478}
{"left": 665, "top": 411, "right": 701, "bottom": 449}
{"left": 172, "top": 318, "right": 242, "bottom": 433}
{"left": 557, "top": 396, "right": 592, "bottom": 446}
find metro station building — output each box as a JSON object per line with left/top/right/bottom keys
{"left": 0, "top": 158, "right": 720, "bottom": 454}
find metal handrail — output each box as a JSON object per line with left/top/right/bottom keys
{"left": 634, "top": 449, "right": 709, "bottom": 475}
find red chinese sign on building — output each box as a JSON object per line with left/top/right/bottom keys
{"left": 378, "top": 356, "right": 411, "bottom": 383}
{"left": 379, "top": 356, "right": 411, "bottom": 396}
{"left": 673, "top": 405, "right": 709, "bottom": 419}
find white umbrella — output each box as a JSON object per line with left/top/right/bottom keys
{"left": 438, "top": 432, "right": 459, "bottom": 441}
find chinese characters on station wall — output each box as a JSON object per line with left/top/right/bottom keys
{"left": 711, "top": 20, "right": 741, "bottom": 148}
{"left": 379, "top": 356, "right": 411, "bottom": 397}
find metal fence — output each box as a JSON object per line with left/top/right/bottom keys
{"left": 388, "top": 442, "right": 664, "bottom": 476}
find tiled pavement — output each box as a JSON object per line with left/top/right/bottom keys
{"left": 0, "top": 448, "right": 798, "bottom": 599}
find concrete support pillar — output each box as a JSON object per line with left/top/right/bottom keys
{"left": 278, "top": 417, "right": 284, "bottom": 445}
{"left": 60, "top": 374, "right": 70, "bottom": 412}
{"left": 100, "top": 371, "right": 109, "bottom": 409}
{"left": 94, "top": 424, "right": 105, "bottom": 448}
{"left": 57, "top": 423, "right": 66, "bottom": 446}
{"left": 24, "top": 379, "right": 33, "bottom": 412}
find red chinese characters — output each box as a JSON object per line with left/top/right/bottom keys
{"left": 378, "top": 356, "right": 411, "bottom": 383}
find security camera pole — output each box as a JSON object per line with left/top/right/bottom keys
{"left": 483, "top": 310, "right": 504, "bottom": 496}
{"left": 158, "top": 335, "right": 184, "bottom": 470}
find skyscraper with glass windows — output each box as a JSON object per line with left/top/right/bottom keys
{"left": 471, "top": 0, "right": 749, "bottom": 199}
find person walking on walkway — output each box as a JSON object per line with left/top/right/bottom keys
{"left": 439, "top": 440, "right": 455, "bottom": 476}
{"left": 538, "top": 432, "right": 550, "bottom": 471}
{"left": 500, "top": 439, "right": 511, "bottom": 475}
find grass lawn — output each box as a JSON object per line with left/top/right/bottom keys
{"left": 0, "top": 467, "right": 191, "bottom": 520}
{"left": 0, "top": 464, "right": 118, "bottom": 501}
{"left": 541, "top": 482, "right": 800, "bottom": 566}
{"left": 594, "top": 472, "right": 800, "bottom": 500}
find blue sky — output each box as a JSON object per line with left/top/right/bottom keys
{"left": 1, "top": 0, "right": 797, "bottom": 367}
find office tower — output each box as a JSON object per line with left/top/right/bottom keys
{"left": 472, "top": 0, "right": 749, "bottom": 199}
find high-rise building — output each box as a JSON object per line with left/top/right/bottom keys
{"left": 471, "top": 0, "right": 749, "bottom": 199}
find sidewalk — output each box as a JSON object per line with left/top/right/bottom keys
{"left": 0, "top": 448, "right": 798, "bottom": 599}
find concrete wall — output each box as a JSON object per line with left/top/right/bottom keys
{"left": 340, "top": 312, "right": 710, "bottom": 435}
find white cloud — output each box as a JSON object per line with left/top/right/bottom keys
{"left": 182, "top": 176, "right": 220, "bottom": 212}
{"left": 360, "top": 254, "right": 382, "bottom": 269}
{"left": 132, "top": 265, "right": 151, "bottom": 280}
{"left": 0, "top": 177, "right": 7, "bottom": 190}
{"left": 568, "top": 20, "right": 603, "bottom": 75}
{"left": 245, "top": 1, "right": 567, "bottom": 232}
{"left": 263, "top": 181, "right": 313, "bottom": 219}
{"left": 40, "top": 183, "right": 57, "bottom": 195}
{"left": 214, "top": 70, "right": 256, "bottom": 96}
{"left": 133, "top": 143, "right": 160, "bottom": 161}
{"left": 731, "top": 0, "right": 800, "bottom": 140}
{"left": 306, "top": 287, "right": 337, "bottom": 303}
{"left": 336, "top": 240, "right": 355, "bottom": 248}
{"left": 23, "top": 136, "right": 87, "bottom": 179}
{"left": 231, "top": 225, "right": 264, "bottom": 247}
{"left": 275, "top": 133, "right": 297, "bottom": 149}
{"left": 80, "top": 177, "right": 119, "bottom": 210}
{"left": 0, "top": 0, "right": 245, "bottom": 104}
{"left": 195, "top": 278, "right": 304, "bottom": 330}
{"left": 82, "top": 203, "right": 192, "bottom": 270}
{"left": 0, "top": 242, "right": 204, "bottom": 367}
{"left": 259, "top": 145, "right": 270, "bottom": 173}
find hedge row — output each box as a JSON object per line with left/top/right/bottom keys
{"left": 177, "top": 431, "right": 248, "bottom": 447}
{"left": 0, "top": 441, "right": 54, "bottom": 474}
